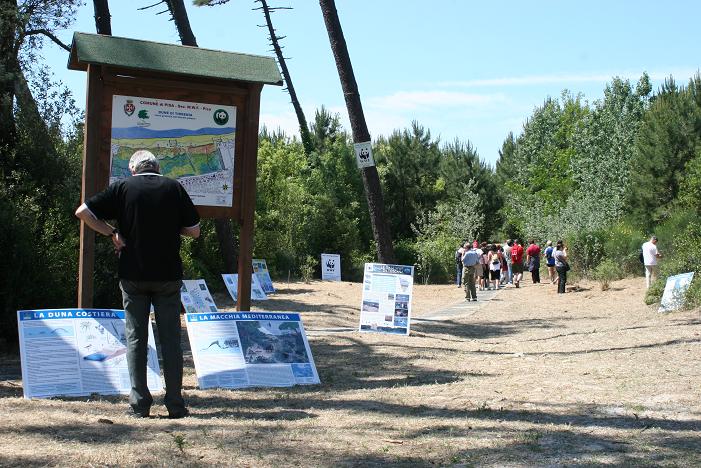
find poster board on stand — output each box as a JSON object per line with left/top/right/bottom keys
{"left": 321, "top": 253, "right": 341, "bottom": 281}
{"left": 222, "top": 273, "right": 268, "bottom": 301}
{"left": 659, "top": 272, "right": 695, "bottom": 312}
{"left": 184, "top": 311, "right": 320, "bottom": 389}
{"left": 17, "top": 309, "right": 162, "bottom": 399}
{"left": 358, "top": 263, "right": 414, "bottom": 336}
{"left": 181, "top": 280, "right": 219, "bottom": 314}
{"left": 253, "top": 259, "right": 275, "bottom": 294}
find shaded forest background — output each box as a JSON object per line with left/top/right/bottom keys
{"left": 2, "top": 1, "right": 701, "bottom": 348}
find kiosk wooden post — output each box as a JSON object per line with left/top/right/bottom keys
{"left": 69, "top": 33, "right": 281, "bottom": 311}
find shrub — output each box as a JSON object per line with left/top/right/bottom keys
{"left": 300, "top": 255, "right": 318, "bottom": 283}
{"left": 564, "top": 229, "right": 607, "bottom": 277}
{"left": 602, "top": 221, "right": 646, "bottom": 276}
{"left": 592, "top": 259, "right": 624, "bottom": 290}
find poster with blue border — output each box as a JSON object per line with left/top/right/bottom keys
{"left": 181, "top": 279, "right": 219, "bottom": 314}
{"left": 659, "top": 272, "right": 695, "bottom": 312}
{"left": 253, "top": 259, "right": 276, "bottom": 294}
{"left": 184, "top": 312, "right": 319, "bottom": 389}
{"left": 222, "top": 273, "right": 268, "bottom": 301}
{"left": 17, "top": 309, "right": 162, "bottom": 399}
{"left": 359, "top": 263, "right": 414, "bottom": 336}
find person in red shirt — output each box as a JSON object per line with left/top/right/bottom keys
{"left": 526, "top": 239, "right": 542, "bottom": 284}
{"left": 511, "top": 239, "right": 524, "bottom": 288}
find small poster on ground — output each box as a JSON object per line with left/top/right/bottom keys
{"left": 253, "top": 259, "right": 276, "bottom": 294}
{"left": 181, "top": 279, "right": 218, "bottom": 314}
{"left": 184, "top": 311, "right": 320, "bottom": 389}
{"left": 359, "top": 263, "right": 414, "bottom": 335}
{"left": 17, "top": 309, "right": 162, "bottom": 399}
{"left": 659, "top": 272, "right": 695, "bottom": 313}
{"left": 321, "top": 253, "right": 341, "bottom": 281}
{"left": 222, "top": 273, "right": 268, "bottom": 301}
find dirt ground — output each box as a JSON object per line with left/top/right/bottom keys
{"left": 1, "top": 276, "right": 700, "bottom": 467}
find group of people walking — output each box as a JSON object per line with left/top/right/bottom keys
{"left": 455, "top": 239, "right": 570, "bottom": 301}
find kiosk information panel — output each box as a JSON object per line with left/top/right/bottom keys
{"left": 110, "top": 95, "right": 236, "bottom": 207}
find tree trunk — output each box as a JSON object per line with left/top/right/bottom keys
{"left": 318, "top": 0, "right": 395, "bottom": 264}
{"left": 258, "top": 0, "right": 313, "bottom": 155}
{"left": 166, "top": 0, "right": 198, "bottom": 47}
{"left": 0, "top": 0, "right": 19, "bottom": 165}
{"left": 92, "top": 0, "right": 111, "bottom": 35}
{"left": 166, "top": 0, "right": 237, "bottom": 273}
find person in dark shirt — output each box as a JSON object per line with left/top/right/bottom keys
{"left": 75, "top": 150, "right": 200, "bottom": 419}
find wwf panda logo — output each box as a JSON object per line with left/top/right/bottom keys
{"left": 213, "top": 109, "right": 229, "bottom": 125}
{"left": 326, "top": 259, "right": 335, "bottom": 269}
{"left": 359, "top": 147, "right": 371, "bottom": 161}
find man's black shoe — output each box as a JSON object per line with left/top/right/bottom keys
{"left": 167, "top": 408, "right": 190, "bottom": 419}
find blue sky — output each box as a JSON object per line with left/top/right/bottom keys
{"left": 43, "top": 1, "right": 701, "bottom": 166}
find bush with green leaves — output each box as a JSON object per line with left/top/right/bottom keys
{"left": 300, "top": 255, "right": 318, "bottom": 283}
{"left": 592, "top": 259, "right": 624, "bottom": 290}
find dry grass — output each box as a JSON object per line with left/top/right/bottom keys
{"left": 1, "top": 277, "right": 700, "bottom": 466}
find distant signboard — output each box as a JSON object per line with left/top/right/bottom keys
{"left": 359, "top": 263, "right": 414, "bottom": 335}
{"left": 181, "top": 279, "right": 218, "bottom": 314}
{"left": 17, "top": 309, "right": 162, "bottom": 399}
{"left": 321, "top": 253, "right": 341, "bottom": 281}
{"left": 185, "top": 312, "right": 320, "bottom": 389}
{"left": 659, "top": 272, "right": 695, "bottom": 313}
{"left": 253, "top": 259, "right": 275, "bottom": 294}
{"left": 222, "top": 273, "right": 268, "bottom": 301}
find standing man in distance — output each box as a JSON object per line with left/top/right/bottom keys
{"left": 461, "top": 242, "right": 480, "bottom": 301}
{"left": 75, "top": 150, "right": 200, "bottom": 419}
{"left": 511, "top": 239, "right": 525, "bottom": 288}
{"left": 642, "top": 235, "right": 662, "bottom": 289}
{"left": 503, "top": 239, "right": 513, "bottom": 285}
{"left": 526, "top": 239, "right": 541, "bottom": 284}
{"left": 455, "top": 242, "right": 465, "bottom": 288}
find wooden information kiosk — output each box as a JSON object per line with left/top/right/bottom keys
{"left": 68, "top": 32, "right": 282, "bottom": 311}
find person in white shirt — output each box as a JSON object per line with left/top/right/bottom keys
{"left": 642, "top": 235, "right": 662, "bottom": 289}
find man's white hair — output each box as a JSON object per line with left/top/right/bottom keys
{"left": 129, "top": 150, "right": 160, "bottom": 173}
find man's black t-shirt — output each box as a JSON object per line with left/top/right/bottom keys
{"left": 86, "top": 172, "right": 200, "bottom": 281}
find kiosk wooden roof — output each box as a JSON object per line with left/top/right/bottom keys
{"left": 68, "top": 32, "right": 282, "bottom": 85}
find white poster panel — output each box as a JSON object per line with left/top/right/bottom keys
{"left": 321, "top": 253, "right": 341, "bottom": 281}
{"left": 359, "top": 263, "right": 414, "bottom": 336}
{"left": 222, "top": 273, "right": 268, "bottom": 301}
{"left": 659, "top": 272, "right": 695, "bottom": 312}
{"left": 253, "top": 259, "right": 276, "bottom": 294}
{"left": 185, "top": 312, "right": 320, "bottom": 389}
{"left": 111, "top": 95, "right": 236, "bottom": 207}
{"left": 181, "top": 280, "right": 218, "bottom": 314}
{"left": 353, "top": 141, "right": 375, "bottom": 168}
{"left": 17, "top": 309, "right": 162, "bottom": 399}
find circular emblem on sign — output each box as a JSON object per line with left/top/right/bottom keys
{"left": 213, "top": 109, "right": 229, "bottom": 125}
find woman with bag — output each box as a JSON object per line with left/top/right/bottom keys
{"left": 553, "top": 240, "right": 569, "bottom": 294}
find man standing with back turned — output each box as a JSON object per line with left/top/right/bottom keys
{"left": 642, "top": 235, "right": 662, "bottom": 289}
{"left": 462, "top": 242, "right": 480, "bottom": 301}
{"left": 75, "top": 150, "right": 200, "bottom": 418}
